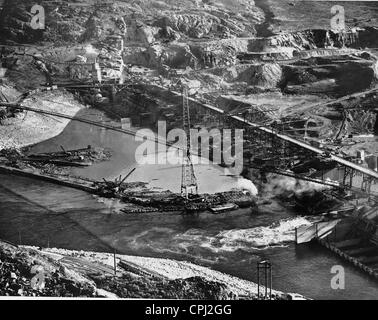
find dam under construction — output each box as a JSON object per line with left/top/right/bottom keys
{"left": 1, "top": 0, "right": 378, "bottom": 301}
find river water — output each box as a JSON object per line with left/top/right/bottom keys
{"left": 0, "top": 108, "right": 378, "bottom": 300}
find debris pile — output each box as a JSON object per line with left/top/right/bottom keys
{"left": 26, "top": 146, "right": 112, "bottom": 166}
{"left": 94, "top": 274, "right": 234, "bottom": 300}
{"left": 0, "top": 146, "right": 111, "bottom": 170}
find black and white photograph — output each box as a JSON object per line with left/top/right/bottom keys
{"left": 0, "top": 0, "right": 378, "bottom": 307}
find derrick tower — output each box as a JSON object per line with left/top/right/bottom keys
{"left": 181, "top": 86, "right": 198, "bottom": 198}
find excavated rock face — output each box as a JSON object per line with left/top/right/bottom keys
{"left": 0, "top": 0, "right": 263, "bottom": 44}
{"left": 346, "top": 110, "right": 377, "bottom": 135}
{"left": 153, "top": 4, "right": 261, "bottom": 40}
{"left": 1, "top": 1, "right": 378, "bottom": 115}
{"left": 266, "top": 29, "right": 361, "bottom": 51}
{"left": 282, "top": 55, "right": 378, "bottom": 97}
{"left": 0, "top": 0, "right": 266, "bottom": 75}
{"left": 237, "top": 63, "right": 282, "bottom": 88}
{"left": 145, "top": 43, "right": 197, "bottom": 69}
{"left": 155, "top": 13, "right": 222, "bottom": 39}
{"left": 1, "top": 1, "right": 376, "bottom": 74}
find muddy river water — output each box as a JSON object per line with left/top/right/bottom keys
{"left": 0, "top": 108, "right": 378, "bottom": 299}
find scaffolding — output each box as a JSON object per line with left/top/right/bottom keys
{"left": 257, "top": 261, "right": 273, "bottom": 300}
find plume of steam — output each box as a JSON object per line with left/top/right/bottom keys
{"left": 263, "top": 175, "right": 331, "bottom": 196}
{"left": 236, "top": 178, "right": 258, "bottom": 196}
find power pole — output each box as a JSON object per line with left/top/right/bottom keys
{"left": 181, "top": 86, "right": 198, "bottom": 199}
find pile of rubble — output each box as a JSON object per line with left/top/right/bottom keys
{"left": 94, "top": 274, "right": 235, "bottom": 300}
{"left": 0, "top": 146, "right": 112, "bottom": 177}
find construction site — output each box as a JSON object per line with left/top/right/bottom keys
{"left": 0, "top": 0, "right": 378, "bottom": 300}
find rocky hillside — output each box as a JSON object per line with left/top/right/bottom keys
{"left": 0, "top": 0, "right": 265, "bottom": 73}
{"left": 1, "top": 1, "right": 378, "bottom": 80}
{"left": 0, "top": 241, "right": 96, "bottom": 297}
{"left": 0, "top": 0, "right": 264, "bottom": 45}
{"left": 0, "top": 241, "right": 237, "bottom": 298}
{"left": 1, "top": 0, "right": 377, "bottom": 45}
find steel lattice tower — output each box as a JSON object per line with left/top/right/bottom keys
{"left": 181, "top": 86, "right": 198, "bottom": 198}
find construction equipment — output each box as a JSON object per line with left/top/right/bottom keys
{"left": 181, "top": 85, "right": 198, "bottom": 199}
{"left": 32, "top": 56, "right": 53, "bottom": 86}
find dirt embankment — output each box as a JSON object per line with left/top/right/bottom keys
{"left": 0, "top": 90, "right": 83, "bottom": 150}
{"left": 29, "top": 246, "right": 288, "bottom": 299}
{"left": 0, "top": 241, "right": 96, "bottom": 297}
{"left": 0, "top": 241, "right": 291, "bottom": 299}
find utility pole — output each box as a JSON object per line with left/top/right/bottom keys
{"left": 113, "top": 249, "right": 117, "bottom": 277}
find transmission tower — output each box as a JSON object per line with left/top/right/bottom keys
{"left": 181, "top": 86, "right": 198, "bottom": 199}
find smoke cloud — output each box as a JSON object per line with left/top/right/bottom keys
{"left": 236, "top": 177, "right": 258, "bottom": 196}
{"left": 263, "top": 175, "right": 331, "bottom": 197}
